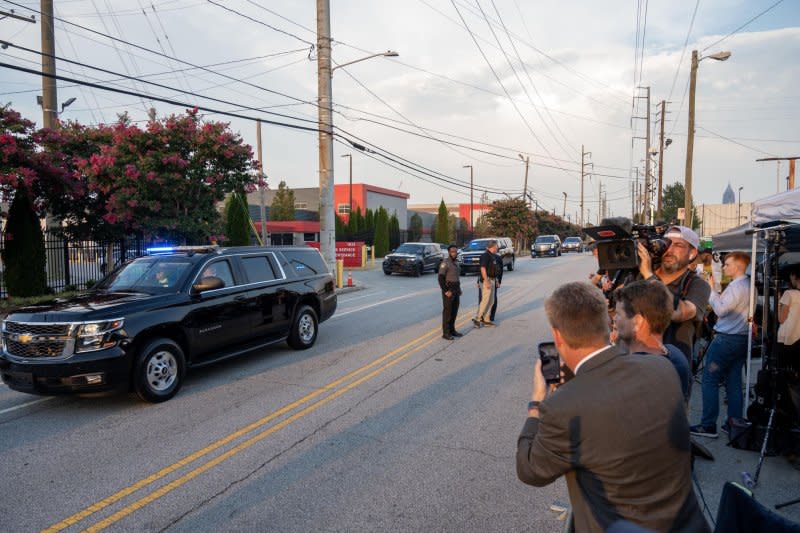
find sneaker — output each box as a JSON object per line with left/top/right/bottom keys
{"left": 472, "top": 318, "right": 482, "bottom": 328}
{"left": 451, "top": 331, "right": 463, "bottom": 337}
{"left": 721, "top": 420, "right": 731, "bottom": 435}
{"left": 481, "top": 320, "right": 496, "bottom": 327}
{"left": 689, "top": 424, "right": 718, "bottom": 438}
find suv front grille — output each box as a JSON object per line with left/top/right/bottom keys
{"left": 2, "top": 321, "right": 74, "bottom": 358}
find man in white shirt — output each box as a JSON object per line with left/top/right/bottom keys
{"left": 691, "top": 252, "right": 751, "bottom": 438}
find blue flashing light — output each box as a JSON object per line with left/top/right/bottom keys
{"left": 146, "top": 246, "right": 175, "bottom": 255}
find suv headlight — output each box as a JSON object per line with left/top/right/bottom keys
{"left": 75, "top": 319, "right": 125, "bottom": 353}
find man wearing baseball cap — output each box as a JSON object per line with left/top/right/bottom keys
{"left": 637, "top": 225, "right": 711, "bottom": 367}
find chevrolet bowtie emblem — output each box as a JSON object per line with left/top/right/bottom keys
{"left": 18, "top": 334, "right": 33, "bottom": 344}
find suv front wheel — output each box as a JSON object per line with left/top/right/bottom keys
{"left": 507, "top": 256, "right": 515, "bottom": 271}
{"left": 133, "top": 338, "right": 186, "bottom": 403}
{"left": 288, "top": 305, "right": 318, "bottom": 349}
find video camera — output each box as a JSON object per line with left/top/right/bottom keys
{"left": 583, "top": 217, "right": 671, "bottom": 272}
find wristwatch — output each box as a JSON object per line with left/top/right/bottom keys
{"left": 527, "top": 401, "right": 541, "bottom": 410}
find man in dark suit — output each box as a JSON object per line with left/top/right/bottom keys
{"left": 516, "top": 281, "right": 709, "bottom": 532}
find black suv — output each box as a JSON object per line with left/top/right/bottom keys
{"left": 459, "top": 237, "right": 515, "bottom": 275}
{"left": 0, "top": 246, "right": 337, "bottom": 402}
{"left": 382, "top": 242, "right": 443, "bottom": 277}
{"left": 531, "top": 235, "right": 562, "bottom": 258}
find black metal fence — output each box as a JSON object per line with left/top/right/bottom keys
{"left": 1, "top": 233, "right": 150, "bottom": 298}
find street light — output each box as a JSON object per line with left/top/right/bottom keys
{"left": 341, "top": 153, "right": 353, "bottom": 215}
{"left": 37, "top": 95, "right": 77, "bottom": 116}
{"left": 331, "top": 51, "right": 399, "bottom": 74}
{"left": 316, "top": 4, "right": 399, "bottom": 269}
{"left": 738, "top": 186, "right": 744, "bottom": 222}
{"left": 463, "top": 165, "right": 474, "bottom": 231}
{"left": 684, "top": 49, "right": 731, "bottom": 228}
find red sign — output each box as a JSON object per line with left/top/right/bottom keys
{"left": 307, "top": 241, "right": 364, "bottom": 267}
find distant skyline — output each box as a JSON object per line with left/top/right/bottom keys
{"left": 1, "top": 0, "right": 798, "bottom": 222}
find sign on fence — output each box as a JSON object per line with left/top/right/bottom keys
{"left": 306, "top": 241, "right": 365, "bottom": 268}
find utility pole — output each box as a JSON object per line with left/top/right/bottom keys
{"left": 756, "top": 156, "right": 798, "bottom": 190}
{"left": 316, "top": 0, "right": 335, "bottom": 270}
{"left": 684, "top": 51, "right": 698, "bottom": 228}
{"left": 148, "top": 107, "right": 157, "bottom": 122}
{"left": 463, "top": 165, "right": 474, "bottom": 230}
{"left": 656, "top": 100, "right": 669, "bottom": 218}
{"left": 643, "top": 87, "right": 651, "bottom": 223}
{"left": 256, "top": 119, "right": 267, "bottom": 246}
{"left": 519, "top": 155, "right": 530, "bottom": 206}
{"left": 41, "top": 0, "right": 57, "bottom": 129}
{"left": 580, "top": 145, "right": 591, "bottom": 228}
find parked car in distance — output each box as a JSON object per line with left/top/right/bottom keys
{"left": 0, "top": 245, "right": 337, "bottom": 403}
{"left": 531, "top": 235, "right": 562, "bottom": 258}
{"left": 562, "top": 236, "right": 584, "bottom": 253}
{"left": 382, "top": 242, "right": 443, "bottom": 277}
{"left": 459, "top": 237, "right": 515, "bottom": 275}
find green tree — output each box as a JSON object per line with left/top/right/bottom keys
{"left": 661, "top": 182, "right": 701, "bottom": 230}
{"left": 374, "top": 206, "right": 390, "bottom": 257}
{"left": 364, "top": 208, "right": 375, "bottom": 245}
{"left": 389, "top": 212, "right": 401, "bottom": 250}
{"left": 484, "top": 198, "right": 537, "bottom": 246}
{"left": 224, "top": 190, "right": 252, "bottom": 246}
{"left": 347, "top": 206, "right": 362, "bottom": 234}
{"left": 269, "top": 180, "right": 295, "bottom": 221}
{"left": 335, "top": 214, "right": 347, "bottom": 239}
{"left": 2, "top": 185, "right": 47, "bottom": 297}
{"left": 409, "top": 213, "right": 423, "bottom": 241}
{"left": 434, "top": 199, "right": 449, "bottom": 243}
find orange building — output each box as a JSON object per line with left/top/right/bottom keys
{"left": 334, "top": 183, "right": 410, "bottom": 229}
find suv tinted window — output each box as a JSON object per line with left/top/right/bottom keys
{"left": 535, "top": 236, "right": 557, "bottom": 244}
{"left": 283, "top": 249, "right": 329, "bottom": 275}
{"left": 241, "top": 256, "right": 277, "bottom": 283}
{"left": 201, "top": 259, "right": 235, "bottom": 288}
{"left": 98, "top": 257, "right": 193, "bottom": 294}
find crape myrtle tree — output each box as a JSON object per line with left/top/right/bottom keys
{"left": 40, "top": 109, "right": 259, "bottom": 244}
{"left": 483, "top": 198, "right": 537, "bottom": 251}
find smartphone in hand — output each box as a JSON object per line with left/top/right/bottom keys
{"left": 537, "top": 342, "right": 561, "bottom": 385}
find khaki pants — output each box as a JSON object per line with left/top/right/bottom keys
{"left": 476, "top": 279, "right": 495, "bottom": 321}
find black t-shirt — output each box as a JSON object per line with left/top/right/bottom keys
{"left": 663, "top": 270, "right": 711, "bottom": 362}
{"left": 480, "top": 251, "right": 497, "bottom": 279}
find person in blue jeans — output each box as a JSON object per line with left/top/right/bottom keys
{"left": 691, "top": 252, "right": 751, "bottom": 439}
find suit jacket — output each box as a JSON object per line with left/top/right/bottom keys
{"left": 516, "top": 344, "right": 709, "bottom": 533}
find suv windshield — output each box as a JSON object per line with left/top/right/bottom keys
{"left": 463, "top": 240, "right": 491, "bottom": 251}
{"left": 535, "top": 236, "right": 557, "bottom": 244}
{"left": 395, "top": 244, "right": 424, "bottom": 254}
{"left": 564, "top": 237, "right": 581, "bottom": 243}
{"left": 96, "top": 257, "right": 194, "bottom": 294}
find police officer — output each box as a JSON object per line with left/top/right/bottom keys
{"left": 439, "top": 244, "right": 463, "bottom": 340}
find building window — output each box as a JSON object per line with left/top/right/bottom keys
{"left": 337, "top": 204, "right": 351, "bottom": 214}
{"left": 303, "top": 233, "right": 316, "bottom": 242}
{"left": 294, "top": 202, "right": 308, "bottom": 209}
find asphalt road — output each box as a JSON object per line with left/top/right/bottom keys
{"left": 1, "top": 253, "right": 798, "bottom": 531}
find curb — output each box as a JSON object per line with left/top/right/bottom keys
{"left": 335, "top": 284, "right": 366, "bottom": 295}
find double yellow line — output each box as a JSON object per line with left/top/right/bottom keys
{"left": 45, "top": 314, "right": 476, "bottom": 533}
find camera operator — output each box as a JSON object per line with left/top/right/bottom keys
{"left": 613, "top": 279, "right": 690, "bottom": 401}
{"left": 516, "top": 282, "right": 708, "bottom": 533}
{"left": 690, "top": 252, "right": 751, "bottom": 438}
{"left": 637, "top": 225, "right": 710, "bottom": 366}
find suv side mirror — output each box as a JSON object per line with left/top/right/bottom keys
{"left": 192, "top": 276, "right": 224, "bottom": 294}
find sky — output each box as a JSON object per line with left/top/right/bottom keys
{"left": 1, "top": 0, "right": 798, "bottom": 225}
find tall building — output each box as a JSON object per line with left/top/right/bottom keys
{"left": 722, "top": 183, "right": 736, "bottom": 205}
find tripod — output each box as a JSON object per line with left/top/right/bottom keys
{"left": 741, "top": 229, "right": 785, "bottom": 489}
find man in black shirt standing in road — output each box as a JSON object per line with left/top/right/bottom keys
{"left": 478, "top": 251, "right": 503, "bottom": 323}
{"left": 438, "top": 245, "right": 463, "bottom": 340}
{"left": 473, "top": 240, "right": 498, "bottom": 328}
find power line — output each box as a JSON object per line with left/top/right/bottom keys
{"left": 205, "top": 0, "right": 315, "bottom": 47}
{"left": 4, "top": 0, "right": 320, "bottom": 110}
{"left": 702, "top": 0, "right": 786, "bottom": 52}
{"left": 666, "top": 0, "right": 700, "bottom": 104}
{"left": 448, "top": 0, "right": 565, "bottom": 171}
{"left": 697, "top": 126, "right": 779, "bottom": 157}
{"left": 1, "top": 41, "right": 320, "bottom": 126}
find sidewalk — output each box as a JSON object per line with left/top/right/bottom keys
{"left": 690, "top": 357, "right": 800, "bottom": 525}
